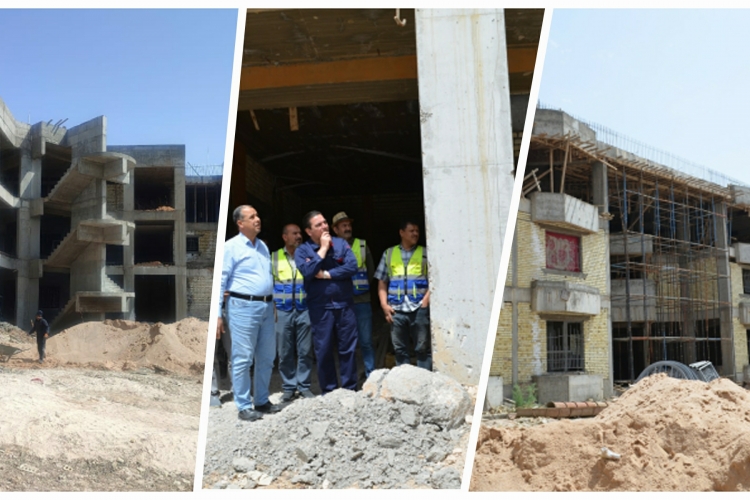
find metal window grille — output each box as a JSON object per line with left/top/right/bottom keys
{"left": 547, "top": 321, "right": 584, "bottom": 372}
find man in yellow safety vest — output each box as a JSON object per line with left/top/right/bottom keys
{"left": 272, "top": 224, "right": 315, "bottom": 402}
{"left": 375, "top": 219, "right": 431, "bottom": 370}
{"left": 331, "top": 211, "right": 376, "bottom": 378}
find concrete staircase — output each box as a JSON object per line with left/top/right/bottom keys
{"left": 45, "top": 219, "right": 133, "bottom": 269}
{"left": 44, "top": 152, "right": 134, "bottom": 212}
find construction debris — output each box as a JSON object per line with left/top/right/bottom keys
{"left": 204, "top": 365, "right": 472, "bottom": 489}
{"left": 472, "top": 373, "right": 750, "bottom": 491}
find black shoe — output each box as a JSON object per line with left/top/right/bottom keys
{"left": 238, "top": 409, "right": 263, "bottom": 421}
{"left": 254, "top": 402, "right": 280, "bottom": 414}
{"left": 299, "top": 389, "right": 316, "bottom": 399}
{"left": 281, "top": 391, "right": 296, "bottom": 403}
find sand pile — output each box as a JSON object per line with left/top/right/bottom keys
{"left": 45, "top": 317, "right": 208, "bottom": 375}
{"left": 472, "top": 373, "right": 750, "bottom": 491}
{"left": 0, "top": 321, "right": 33, "bottom": 345}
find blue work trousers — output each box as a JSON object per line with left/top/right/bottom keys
{"left": 391, "top": 306, "right": 432, "bottom": 370}
{"left": 353, "top": 302, "right": 375, "bottom": 377}
{"left": 227, "top": 297, "right": 275, "bottom": 411}
{"left": 309, "top": 306, "right": 358, "bottom": 393}
{"left": 276, "top": 308, "right": 313, "bottom": 393}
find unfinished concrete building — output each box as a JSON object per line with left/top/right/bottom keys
{"left": 0, "top": 97, "right": 218, "bottom": 330}
{"left": 490, "top": 108, "right": 750, "bottom": 403}
{"left": 231, "top": 8, "right": 543, "bottom": 384}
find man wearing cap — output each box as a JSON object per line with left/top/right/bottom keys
{"left": 272, "top": 223, "right": 315, "bottom": 402}
{"left": 331, "top": 211, "right": 376, "bottom": 378}
{"left": 29, "top": 310, "right": 49, "bottom": 363}
{"left": 375, "top": 219, "right": 432, "bottom": 370}
{"left": 217, "top": 205, "right": 280, "bottom": 421}
{"left": 295, "top": 210, "right": 359, "bottom": 394}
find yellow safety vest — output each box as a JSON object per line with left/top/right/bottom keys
{"left": 351, "top": 238, "right": 369, "bottom": 295}
{"left": 272, "top": 249, "right": 307, "bottom": 311}
{"left": 386, "top": 245, "right": 428, "bottom": 305}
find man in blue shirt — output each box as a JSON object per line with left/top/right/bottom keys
{"left": 294, "top": 211, "right": 359, "bottom": 394}
{"left": 217, "top": 205, "right": 280, "bottom": 421}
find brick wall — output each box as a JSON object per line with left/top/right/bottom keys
{"left": 492, "top": 205, "right": 611, "bottom": 382}
{"left": 186, "top": 227, "right": 217, "bottom": 266}
{"left": 187, "top": 268, "right": 213, "bottom": 320}
{"left": 107, "top": 182, "right": 124, "bottom": 213}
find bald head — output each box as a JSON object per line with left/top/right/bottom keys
{"left": 282, "top": 223, "right": 302, "bottom": 254}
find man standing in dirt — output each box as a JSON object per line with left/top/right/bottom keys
{"left": 217, "top": 205, "right": 279, "bottom": 421}
{"left": 375, "top": 219, "right": 432, "bottom": 370}
{"left": 29, "top": 310, "right": 49, "bottom": 363}
{"left": 295, "top": 211, "right": 359, "bottom": 394}
{"left": 331, "top": 211, "right": 376, "bottom": 378}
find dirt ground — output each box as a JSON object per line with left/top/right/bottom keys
{"left": 0, "top": 318, "right": 207, "bottom": 492}
{"left": 471, "top": 373, "right": 750, "bottom": 491}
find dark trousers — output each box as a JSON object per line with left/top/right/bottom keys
{"left": 308, "top": 306, "right": 358, "bottom": 393}
{"left": 36, "top": 334, "right": 46, "bottom": 361}
{"left": 391, "top": 306, "right": 432, "bottom": 370}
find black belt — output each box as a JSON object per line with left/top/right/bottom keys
{"left": 229, "top": 291, "right": 273, "bottom": 302}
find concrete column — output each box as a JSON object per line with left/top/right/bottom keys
{"left": 174, "top": 167, "right": 187, "bottom": 320}
{"left": 123, "top": 178, "right": 135, "bottom": 320}
{"left": 716, "top": 202, "right": 735, "bottom": 377}
{"left": 15, "top": 147, "right": 40, "bottom": 326}
{"left": 591, "top": 161, "right": 613, "bottom": 396}
{"left": 416, "top": 9, "right": 515, "bottom": 384}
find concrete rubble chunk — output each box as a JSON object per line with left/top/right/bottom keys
{"left": 373, "top": 365, "right": 473, "bottom": 430}
{"left": 232, "top": 457, "right": 255, "bottom": 473}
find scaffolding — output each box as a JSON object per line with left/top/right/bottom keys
{"left": 522, "top": 127, "right": 736, "bottom": 383}
{"left": 609, "top": 165, "right": 733, "bottom": 382}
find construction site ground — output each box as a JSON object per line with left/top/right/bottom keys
{"left": 0, "top": 318, "right": 207, "bottom": 492}
{"left": 471, "top": 373, "right": 750, "bottom": 491}
{"left": 204, "top": 364, "right": 476, "bottom": 489}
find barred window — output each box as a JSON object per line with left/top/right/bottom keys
{"left": 547, "top": 321, "right": 584, "bottom": 372}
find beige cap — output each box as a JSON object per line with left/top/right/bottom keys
{"left": 332, "top": 211, "right": 353, "bottom": 227}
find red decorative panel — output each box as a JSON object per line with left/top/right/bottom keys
{"left": 546, "top": 231, "right": 581, "bottom": 272}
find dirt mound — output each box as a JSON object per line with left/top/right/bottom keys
{"left": 0, "top": 321, "right": 33, "bottom": 345}
{"left": 41, "top": 317, "right": 208, "bottom": 376}
{"left": 472, "top": 373, "right": 750, "bottom": 491}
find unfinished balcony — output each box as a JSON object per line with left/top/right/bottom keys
{"left": 530, "top": 192, "right": 599, "bottom": 234}
{"left": 531, "top": 280, "right": 601, "bottom": 317}
{"left": 733, "top": 242, "right": 750, "bottom": 265}
{"left": 610, "top": 233, "right": 654, "bottom": 256}
{"left": 45, "top": 219, "right": 133, "bottom": 269}
{"left": 611, "top": 279, "right": 657, "bottom": 322}
{"left": 739, "top": 301, "right": 750, "bottom": 326}
{"left": 44, "top": 152, "right": 135, "bottom": 213}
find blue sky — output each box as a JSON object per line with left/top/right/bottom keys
{"left": 539, "top": 9, "right": 750, "bottom": 185}
{"left": 0, "top": 9, "right": 237, "bottom": 171}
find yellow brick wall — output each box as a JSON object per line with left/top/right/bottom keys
{"left": 493, "top": 206, "right": 610, "bottom": 382}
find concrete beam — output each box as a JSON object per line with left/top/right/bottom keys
{"left": 531, "top": 280, "right": 601, "bottom": 316}
{"left": 610, "top": 233, "right": 653, "bottom": 256}
{"left": 530, "top": 192, "right": 599, "bottom": 234}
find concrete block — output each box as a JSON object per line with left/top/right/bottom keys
{"left": 531, "top": 280, "right": 601, "bottom": 316}
{"left": 532, "top": 373, "right": 603, "bottom": 404}
{"left": 730, "top": 185, "right": 750, "bottom": 207}
{"left": 485, "top": 376, "right": 504, "bottom": 409}
{"left": 734, "top": 242, "right": 750, "bottom": 265}
{"left": 611, "top": 279, "right": 656, "bottom": 322}
{"left": 609, "top": 232, "right": 653, "bottom": 256}
{"left": 739, "top": 301, "right": 750, "bottom": 326}
{"left": 531, "top": 109, "right": 596, "bottom": 142}
{"left": 530, "top": 192, "right": 599, "bottom": 234}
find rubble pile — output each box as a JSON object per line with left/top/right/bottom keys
{"left": 0, "top": 321, "right": 32, "bottom": 345}
{"left": 472, "top": 373, "right": 750, "bottom": 491}
{"left": 204, "top": 365, "right": 473, "bottom": 489}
